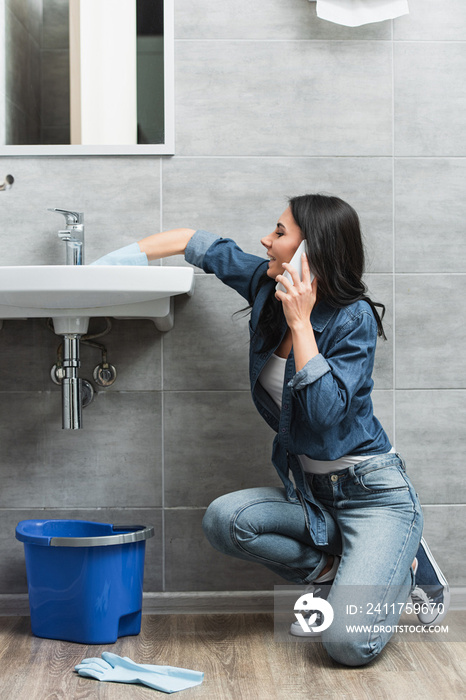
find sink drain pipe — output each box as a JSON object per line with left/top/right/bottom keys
{"left": 62, "top": 334, "right": 82, "bottom": 429}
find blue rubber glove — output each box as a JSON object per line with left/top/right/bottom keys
{"left": 75, "top": 651, "right": 204, "bottom": 693}
{"left": 90, "top": 242, "right": 148, "bottom": 266}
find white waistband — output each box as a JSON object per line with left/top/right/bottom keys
{"left": 299, "top": 448, "right": 396, "bottom": 475}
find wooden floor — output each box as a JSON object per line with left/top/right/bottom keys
{"left": 0, "top": 613, "right": 465, "bottom": 699}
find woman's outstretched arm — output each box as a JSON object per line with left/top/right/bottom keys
{"left": 90, "top": 228, "right": 197, "bottom": 266}
{"left": 137, "top": 228, "right": 196, "bottom": 261}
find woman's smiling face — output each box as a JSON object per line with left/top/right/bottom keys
{"left": 261, "top": 206, "right": 304, "bottom": 280}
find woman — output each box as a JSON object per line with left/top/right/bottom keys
{"left": 94, "top": 194, "right": 449, "bottom": 666}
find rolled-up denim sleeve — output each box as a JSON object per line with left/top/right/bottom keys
{"left": 184, "top": 230, "right": 220, "bottom": 269}
{"left": 185, "top": 230, "right": 268, "bottom": 303}
{"left": 288, "top": 311, "right": 378, "bottom": 431}
{"left": 289, "top": 354, "right": 331, "bottom": 390}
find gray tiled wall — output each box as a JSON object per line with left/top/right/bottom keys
{"left": 4, "top": 0, "right": 42, "bottom": 145}
{"left": 40, "top": 0, "right": 69, "bottom": 144}
{"left": 0, "top": 0, "right": 465, "bottom": 602}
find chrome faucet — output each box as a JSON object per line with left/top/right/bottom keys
{"left": 48, "top": 208, "right": 85, "bottom": 265}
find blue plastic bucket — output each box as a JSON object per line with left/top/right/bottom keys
{"left": 15, "top": 519, "right": 154, "bottom": 644}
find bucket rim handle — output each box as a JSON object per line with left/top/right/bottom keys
{"left": 50, "top": 525, "right": 155, "bottom": 547}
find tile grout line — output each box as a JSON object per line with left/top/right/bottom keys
{"left": 0, "top": 388, "right": 465, "bottom": 396}
{"left": 170, "top": 155, "right": 466, "bottom": 159}
{"left": 160, "top": 156, "right": 166, "bottom": 593}
{"left": 1, "top": 503, "right": 464, "bottom": 511}
{"left": 174, "top": 38, "right": 466, "bottom": 44}
{"left": 391, "top": 20, "right": 397, "bottom": 450}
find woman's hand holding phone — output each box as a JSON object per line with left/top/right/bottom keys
{"left": 275, "top": 241, "right": 313, "bottom": 293}
{"left": 275, "top": 242, "right": 319, "bottom": 370}
{"left": 275, "top": 242, "right": 317, "bottom": 331}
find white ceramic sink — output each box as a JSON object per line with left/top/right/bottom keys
{"left": 0, "top": 265, "right": 195, "bottom": 333}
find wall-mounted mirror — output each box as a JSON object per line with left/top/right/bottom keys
{"left": 0, "top": 0, "right": 174, "bottom": 155}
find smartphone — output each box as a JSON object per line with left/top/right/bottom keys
{"left": 275, "top": 240, "right": 313, "bottom": 293}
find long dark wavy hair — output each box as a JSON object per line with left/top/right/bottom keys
{"left": 254, "top": 193, "right": 386, "bottom": 352}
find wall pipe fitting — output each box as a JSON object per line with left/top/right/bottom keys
{"left": 0, "top": 175, "right": 14, "bottom": 191}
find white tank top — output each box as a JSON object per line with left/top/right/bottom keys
{"left": 258, "top": 353, "right": 393, "bottom": 474}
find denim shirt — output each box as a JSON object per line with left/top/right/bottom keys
{"left": 185, "top": 231, "right": 391, "bottom": 545}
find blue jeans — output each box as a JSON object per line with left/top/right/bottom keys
{"left": 202, "top": 452, "right": 423, "bottom": 667}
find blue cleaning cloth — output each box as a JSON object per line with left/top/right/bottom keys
{"left": 75, "top": 652, "right": 204, "bottom": 693}
{"left": 90, "top": 242, "right": 148, "bottom": 266}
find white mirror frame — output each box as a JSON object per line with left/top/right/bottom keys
{"left": 1, "top": 0, "right": 174, "bottom": 156}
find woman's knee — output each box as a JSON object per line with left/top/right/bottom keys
{"left": 202, "top": 494, "right": 234, "bottom": 553}
{"left": 322, "top": 629, "right": 382, "bottom": 667}
{"left": 202, "top": 487, "right": 286, "bottom": 554}
{"left": 202, "top": 490, "right": 257, "bottom": 553}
